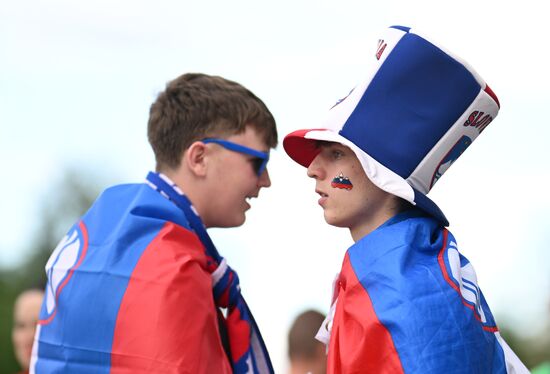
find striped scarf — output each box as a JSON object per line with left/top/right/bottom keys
{"left": 146, "top": 172, "right": 273, "bottom": 374}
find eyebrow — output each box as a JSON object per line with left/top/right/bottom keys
{"left": 315, "top": 140, "right": 338, "bottom": 149}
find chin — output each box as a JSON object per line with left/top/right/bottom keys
{"left": 323, "top": 213, "right": 348, "bottom": 229}
{"left": 216, "top": 215, "right": 246, "bottom": 228}
{"left": 323, "top": 216, "right": 338, "bottom": 227}
{"left": 230, "top": 217, "right": 246, "bottom": 227}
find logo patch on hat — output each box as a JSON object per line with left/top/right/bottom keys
{"left": 430, "top": 136, "right": 472, "bottom": 188}
{"left": 463, "top": 111, "right": 493, "bottom": 134}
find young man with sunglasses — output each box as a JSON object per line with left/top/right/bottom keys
{"left": 32, "top": 73, "right": 277, "bottom": 373}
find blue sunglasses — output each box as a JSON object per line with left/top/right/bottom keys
{"left": 202, "top": 138, "right": 270, "bottom": 176}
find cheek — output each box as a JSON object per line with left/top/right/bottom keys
{"left": 220, "top": 184, "right": 248, "bottom": 212}
{"left": 330, "top": 176, "right": 370, "bottom": 214}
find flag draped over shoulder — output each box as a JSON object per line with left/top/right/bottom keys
{"left": 325, "top": 210, "right": 529, "bottom": 374}
{"left": 31, "top": 173, "right": 273, "bottom": 374}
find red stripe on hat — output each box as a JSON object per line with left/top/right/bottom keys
{"left": 327, "top": 253, "right": 404, "bottom": 373}
{"left": 111, "top": 222, "right": 232, "bottom": 373}
{"left": 484, "top": 84, "right": 500, "bottom": 108}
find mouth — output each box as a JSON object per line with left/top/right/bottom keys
{"left": 316, "top": 189, "right": 328, "bottom": 198}
{"left": 316, "top": 190, "right": 328, "bottom": 206}
{"left": 245, "top": 195, "right": 257, "bottom": 207}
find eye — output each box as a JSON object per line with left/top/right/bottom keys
{"left": 331, "top": 149, "right": 344, "bottom": 159}
{"left": 249, "top": 157, "right": 265, "bottom": 175}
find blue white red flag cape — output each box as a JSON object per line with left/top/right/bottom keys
{"left": 323, "top": 210, "right": 528, "bottom": 373}
{"left": 31, "top": 172, "right": 273, "bottom": 374}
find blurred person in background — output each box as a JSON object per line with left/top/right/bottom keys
{"left": 287, "top": 310, "right": 326, "bottom": 374}
{"left": 12, "top": 289, "right": 43, "bottom": 374}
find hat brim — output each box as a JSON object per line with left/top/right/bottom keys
{"left": 283, "top": 129, "right": 449, "bottom": 226}
{"left": 282, "top": 129, "right": 322, "bottom": 168}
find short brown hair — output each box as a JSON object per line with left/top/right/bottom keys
{"left": 148, "top": 73, "right": 278, "bottom": 171}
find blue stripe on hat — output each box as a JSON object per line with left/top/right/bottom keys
{"left": 340, "top": 32, "right": 481, "bottom": 178}
{"left": 390, "top": 25, "right": 410, "bottom": 32}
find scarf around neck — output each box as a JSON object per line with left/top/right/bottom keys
{"left": 146, "top": 172, "right": 273, "bottom": 374}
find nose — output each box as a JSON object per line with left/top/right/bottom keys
{"left": 258, "top": 168, "right": 271, "bottom": 188}
{"left": 307, "top": 154, "right": 325, "bottom": 180}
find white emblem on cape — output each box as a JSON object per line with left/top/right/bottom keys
{"left": 44, "top": 228, "right": 81, "bottom": 314}
{"left": 447, "top": 241, "right": 487, "bottom": 322}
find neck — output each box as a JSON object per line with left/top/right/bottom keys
{"left": 349, "top": 214, "right": 391, "bottom": 242}
{"left": 160, "top": 169, "right": 212, "bottom": 227}
{"left": 349, "top": 197, "right": 404, "bottom": 242}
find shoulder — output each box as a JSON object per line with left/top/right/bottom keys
{"left": 147, "top": 221, "right": 208, "bottom": 266}
{"left": 76, "top": 182, "right": 208, "bottom": 274}
{"left": 338, "top": 224, "right": 504, "bottom": 372}
{"left": 92, "top": 183, "right": 191, "bottom": 225}
{"left": 348, "top": 212, "right": 446, "bottom": 279}
{"left": 82, "top": 182, "right": 193, "bottom": 240}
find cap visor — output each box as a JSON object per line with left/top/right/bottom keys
{"left": 283, "top": 129, "right": 323, "bottom": 167}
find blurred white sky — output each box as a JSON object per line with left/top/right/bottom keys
{"left": 1, "top": 0, "right": 549, "bottom": 371}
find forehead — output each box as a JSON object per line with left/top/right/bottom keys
{"left": 315, "top": 141, "right": 364, "bottom": 170}
{"left": 14, "top": 291, "right": 43, "bottom": 315}
{"left": 316, "top": 140, "right": 351, "bottom": 151}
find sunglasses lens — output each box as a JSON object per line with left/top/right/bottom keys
{"left": 251, "top": 158, "right": 264, "bottom": 175}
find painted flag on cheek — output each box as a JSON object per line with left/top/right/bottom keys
{"left": 331, "top": 173, "right": 353, "bottom": 190}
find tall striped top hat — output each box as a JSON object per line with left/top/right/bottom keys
{"left": 284, "top": 25, "right": 500, "bottom": 227}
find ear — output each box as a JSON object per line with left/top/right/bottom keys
{"left": 183, "top": 141, "right": 208, "bottom": 177}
